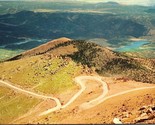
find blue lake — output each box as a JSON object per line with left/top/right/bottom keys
{"left": 115, "top": 40, "right": 150, "bottom": 52}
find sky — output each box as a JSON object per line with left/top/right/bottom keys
{"left": 75, "top": 0, "right": 155, "bottom": 6}
{"left": 0, "top": 0, "right": 155, "bottom": 6}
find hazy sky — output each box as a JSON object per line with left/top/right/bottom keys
{"left": 0, "top": 0, "right": 155, "bottom": 6}
{"left": 75, "top": 0, "right": 154, "bottom": 6}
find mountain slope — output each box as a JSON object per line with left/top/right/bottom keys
{"left": 6, "top": 38, "right": 155, "bottom": 83}
{"left": 0, "top": 37, "right": 155, "bottom": 124}
{"left": 65, "top": 40, "right": 155, "bottom": 83}
{"left": 8, "top": 37, "right": 72, "bottom": 60}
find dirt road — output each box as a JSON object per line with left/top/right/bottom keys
{"left": 40, "top": 75, "right": 108, "bottom": 116}
{"left": 76, "top": 76, "right": 108, "bottom": 110}
{"left": 0, "top": 80, "right": 61, "bottom": 107}
{"left": 1, "top": 76, "right": 155, "bottom": 118}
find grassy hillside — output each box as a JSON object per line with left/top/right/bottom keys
{"left": 0, "top": 87, "right": 41, "bottom": 124}
{"left": 5, "top": 38, "right": 155, "bottom": 84}
{"left": 0, "top": 54, "right": 83, "bottom": 94}
{"left": 68, "top": 40, "right": 155, "bottom": 83}
{"left": 0, "top": 38, "right": 85, "bottom": 124}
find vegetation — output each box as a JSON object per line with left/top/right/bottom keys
{"left": 3, "top": 39, "right": 154, "bottom": 84}
{"left": 0, "top": 53, "right": 83, "bottom": 94}
{"left": 64, "top": 40, "right": 155, "bottom": 83}
{"left": 1, "top": 1, "right": 155, "bottom": 61}
{"left": 0, "top": 38, "right": 154, "bottom": 124}
{"left": 0, "top": 87, "right": 40, "bottom": 124}
{"left": 0, "top": 40, "right": 83, "bottom": 123}
{"left": 0, "top": 11, "right": 148, "bottom": 47}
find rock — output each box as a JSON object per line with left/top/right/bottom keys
{"left": 88, "top": 91, "right": 93, "bottom": 94}
{"left": 122, "top": 112, "right": 129, "bottom": 118}
{"left": 139, "top": 106, "right": 146, "bottom": 111}
{"left": 135, "top": 113, "right": 149, "bottom": 123}
{"left": 113, "top": 118, "right": 122, "bottom": 124}
{"left": 151, "top": 105, "right": 155, "bottom": 111}
{"left": 146, "top": 108, "right": 153, "bottom": 114}
{"left": 139, "top": 105, "right": 155, "bottom": 114}
{"left": 135, "top": 114, "right": 155, "bottom": 123}
{"left": 141, "top": 113, "right": 148, "bottom": 117}
{"left": 45, "top": 117, "right": 49, "bottom": 121}
{"left": 133, "top": 105, "right": 155, "bottom": 123}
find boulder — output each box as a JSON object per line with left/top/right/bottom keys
{"left": 113, "top": 118, "right": 122, "bottom": 124}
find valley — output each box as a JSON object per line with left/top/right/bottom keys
{"left": 0, "top": 1, "right": 155, "bottom": 60}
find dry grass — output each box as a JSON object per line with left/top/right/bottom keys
{"left": 0, "top": 87, "right": 41, "bottom": 124}
{"left": 0, "top": 54, "right": 83, "bottom": 94}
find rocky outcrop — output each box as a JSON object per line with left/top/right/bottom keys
{"left": 134, "top": 105, "right": 155, "bottom": 123}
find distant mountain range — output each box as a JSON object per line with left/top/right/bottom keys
{"left": 95, "top": 1, "right": 119, "bottom": 6}
{"left": 0, "top": 1, "right": 155, "bottom": 61}
{"left": 0, "top": 10, "right": 149, "bottom": 46}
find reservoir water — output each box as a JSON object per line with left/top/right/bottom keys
{"left": 115, "top": 40, "right": 150, "bottom": 52}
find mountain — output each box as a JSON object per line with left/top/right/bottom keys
{"left": 95, "top": 1, "right": 120, "bottom": 7}
{"left": 146, "top": 8, "right": 155, "bottom": 13}
{"left": 0, "top": 37, "right": 155, "bottom": 124}
{"left": 8, "top": 37, "right": 71, "bottom": 60}
{"left": 7, "top": 38, "right": 155, "bottom": 83}
{"left": 0, "top": 11, "right": 149, "bottom": 46}
{"left": 0, "top": 1, "right": 155, "bottom": 124}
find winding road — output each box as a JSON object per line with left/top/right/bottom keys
{"left": 75, "top": 76, "right": 108, "bottom": 110}
{"left": 0, "top": 80, "right": 61, "bottom": 107}
{"left": 40, "top": 76, "right": 108, "bottom": 116}
{"left": 0, "top": 76, "right": 155, "bottom": 117}
{"left": 0, "top": 76, "right": 108, "bottom": 116}
{"left": 39, "top": 76, "right": 87, "bottom": 116}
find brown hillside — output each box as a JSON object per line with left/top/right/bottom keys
{"left": 8, "top": 37, "right": 71, "bottom": 60}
